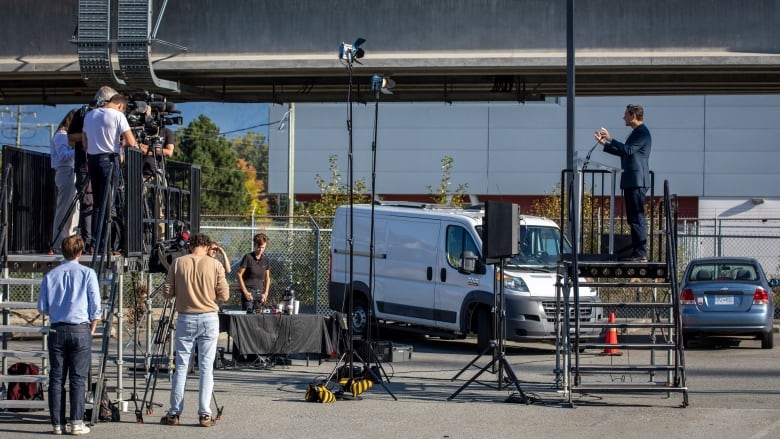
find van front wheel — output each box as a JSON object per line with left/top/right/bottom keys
{"left": 476, "top": 307, "right": 493, "bottom": 351}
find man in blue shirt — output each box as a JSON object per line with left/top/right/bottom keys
{"left": 595, "top": 104, "right": 652, "bottom": 262}
{"left": 38, "top": 234, "right": 102, "bottom": 435}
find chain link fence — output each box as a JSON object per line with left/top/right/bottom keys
{"left": 4, "top": 216, "right": 779, "bottom": 319}
{"left": 597, "top": 217, "right": 780, "bottom": 319}
{"left": 200, "top": 215, "right": 333, "bottom": 314}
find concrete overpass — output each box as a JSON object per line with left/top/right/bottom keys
{"left": 1, "top": 0, "right": 780, "bottom": 104}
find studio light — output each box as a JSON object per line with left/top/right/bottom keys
{"left": 338, "top": 38, "right": 366, "bottom": 63}
{"left": 370, "top": 74, "right": 395, "bottom": 96}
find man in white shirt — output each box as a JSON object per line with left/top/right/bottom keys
{"left": 83, "top": 88, "right": 149, "bottom": 255}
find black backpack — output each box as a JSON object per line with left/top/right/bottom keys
{"left": 6, "top": 362, "right": 44, "bottom": 411}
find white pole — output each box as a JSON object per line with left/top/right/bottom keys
{"left": 287, "top": 103, "right": 295, "bottom": 218}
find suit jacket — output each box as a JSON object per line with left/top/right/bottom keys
{"left": 603, "top": 124, "right": 651, "bottom": 189}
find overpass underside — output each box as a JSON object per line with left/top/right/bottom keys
{"left": 1, "top": 0, "right": 779, "bottom": 104}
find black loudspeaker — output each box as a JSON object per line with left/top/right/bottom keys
{"left": 483, "top": 201, "right": 519, "bottom": 260}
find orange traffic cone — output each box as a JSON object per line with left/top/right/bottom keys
{"left": 602, "top": 312, "right": 622, "bottom": 356}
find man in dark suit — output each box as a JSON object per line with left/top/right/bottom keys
{"left": 595, "top": 104, "right": 652, "bottom": 262}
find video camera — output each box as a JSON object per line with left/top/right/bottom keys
{"left": 124, "top": 91, "right": 183, "bottom": 149}
{"left": 148, "top": 221, "right": 191, "bottom": 273}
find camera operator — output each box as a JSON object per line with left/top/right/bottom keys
{"left": 83, "top": 90, "right": 147, "bottom": 255}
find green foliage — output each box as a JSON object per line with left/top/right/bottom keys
{"left": 231, "top": 132, "right": 268, "bottom": 181}
{"left": 174, "top": 115, "right": 251, "bottom": 214}
{"left": 528, "top": 183, "right": 612, "bottom": 254}
{"left": 427, "top": 156, "right": 468, "bottom": 207}
{"left": 303, "top": 154, "right": 369, "bottom": 223}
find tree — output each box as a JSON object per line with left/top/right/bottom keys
{"left": 174, "top": 115, "right": 251, "bottom": 214}
{"left": 232, "top": 132, "right": 269, "bottom": 216}
{"left": 231, "top": 132, "right": 268, "bottom": 181}
{"left": 303, "top": 154, "right": 369, "bottom": 222}
{"left": 237, "top": 158, "right": 268, "bottom": 216}
{"left": 528, "top": 183, "right": 612, "bottom": 254}
{"left": 427, "top": 156, "right": 469, "bottom": 207}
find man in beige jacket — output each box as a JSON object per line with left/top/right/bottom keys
{"left": 160, "top": 233, "right": 229, "bottom": 428}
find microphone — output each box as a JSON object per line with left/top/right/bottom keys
{"left": 582, "top": 141, "right": 600, "bottom": 170}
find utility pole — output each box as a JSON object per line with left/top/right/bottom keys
{"left": 0, "top": 105, "right": 38, "bottom": 147}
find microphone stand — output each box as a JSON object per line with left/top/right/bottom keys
{"left": 582, "top": 141, "right": 600, "bottom": 171}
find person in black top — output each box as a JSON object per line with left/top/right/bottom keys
{"left": 237, "top": 233, "right": 271, "bottom": 312}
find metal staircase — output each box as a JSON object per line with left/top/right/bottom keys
{"left": 561, "top": 175, "right": 687, "bottom": 406}
{"left": 0, "top": 291, "right": 49, "bottom": 411}
{"left": 0, "top": 259, "right": 120, "bottom": 415}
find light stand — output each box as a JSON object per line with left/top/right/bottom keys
{"left": 363, "top": 74, "right": 396, "bottom": 386}
{"left": 447, "top": 232, "right": 529, "bottom": 404}
{"left": 325, "top": 39, "right": 395, "bottom": 400}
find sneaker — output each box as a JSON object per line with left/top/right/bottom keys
{"left": 70, "top": 423, "right": 90, "bottom": 436}
{"left": 620, "top": 255, "right": 648, "bottom": 262}
{"left": 199, "top": 414, "right": 216, "bottom": 427}
{"left": 160, "top": 414, "right": 180, "bottom": 426}
{"left": 52, "top": 425, "right": 63, "bottom": 435}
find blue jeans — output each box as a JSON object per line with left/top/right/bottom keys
{"left": 47, "top": 323, "right": 92, "bottom": 426}
{"left": 168, "top": 312, "right": 219, "bottom": 416}
{"left": 87, "top": 154, "right": 121, "bottom": 252}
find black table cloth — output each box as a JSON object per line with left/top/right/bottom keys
{"left": 219, "top": 312, "right": 334, "bottom": 357}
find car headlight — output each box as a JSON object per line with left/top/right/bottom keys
{"left": 500, "top": 274, "right": 529, "bottom": 292}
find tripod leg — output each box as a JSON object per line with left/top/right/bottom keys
{"left": 497, "top": 354, "right": 529, "bottom": 403}
{"left": 448, "top": 355, "right": 499, "bottom": 401}
{"left": 367, "top": 347, "right": 392, "bottom": 383}
{"left": 352, "top": 349, "right": 397, "bottom": 400}
{"left": 451, "top": 342, "right": 492, "bottom": 381}
{"left": 211, "top": 392, "right": 224, "bottom": 420}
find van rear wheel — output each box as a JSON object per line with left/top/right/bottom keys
{"left": 351, "top": 295, "right": 369, "bottom": 337}
{"left": 476, "top": 307, "right": 493, "bottom": 351}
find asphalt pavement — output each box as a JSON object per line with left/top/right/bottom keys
{"left": 2, "top": 329, "right": 779, "bottom": 439}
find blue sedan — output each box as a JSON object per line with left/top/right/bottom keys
{"left": 680, "top": 257, "right": 778, "bottom": 349}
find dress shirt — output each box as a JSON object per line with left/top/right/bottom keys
{"left": 50, "top": 129, "right": 75, "bottom": 169}
{"left": 37, "top": 259, "right": 101, "bottom": 324}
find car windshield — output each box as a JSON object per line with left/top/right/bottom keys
{"left": 688, "top": 263, "right": 758, "bottom": 282}
{"left": 506, "top": 225, "right": 568, "bottom": 268}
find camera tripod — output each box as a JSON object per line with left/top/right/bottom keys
{"left": 141, "top": 141, "right": 170, "bottom": 245}
{"left": 134, "top": 295, "right": 175, "bottom": 422}
{"left": 448, "top": 258, "right": 529, "bottom": 403}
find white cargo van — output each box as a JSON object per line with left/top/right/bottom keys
{"left": 328, "top": 203, "right": 603, "bottom": 349}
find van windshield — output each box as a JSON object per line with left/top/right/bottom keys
{"left": 507, "top": 225, "right": 568, "bottom": 268}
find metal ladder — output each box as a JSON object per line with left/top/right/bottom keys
{"left": 563, "top": 181, "right": 688, "bottom": 407}
{"left": 0, "top": 278, "right": 49, "bottom": 412}
{"left": 0, "top": 259, "right": 119, "bottom": 415}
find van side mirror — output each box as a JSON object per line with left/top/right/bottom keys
{"left": 461, "top": 251, "right": 477, "bottom": 274}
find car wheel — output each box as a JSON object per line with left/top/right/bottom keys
{"left": 682, "top": 332, "right": 692, "bottom": 349}
{"left": 351, "top": 295, "right": 369, "bottom": 337}
{"left": 476, "top": 307, "right": 493, "bottom": 352}
{"left": 761, "top": 331, "right": 774, "bottom": 349}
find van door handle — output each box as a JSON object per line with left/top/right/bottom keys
{"left": 440, "top": 268, "right": 447, "bottom": 282}
{"left": 427, "top": 267, "right": 433, "bottom": 281}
